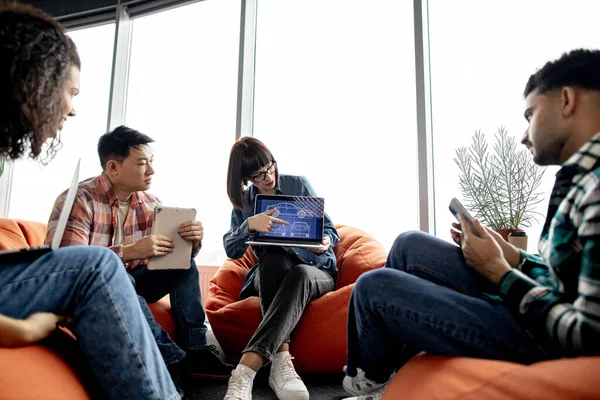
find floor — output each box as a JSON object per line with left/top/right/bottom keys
{"left": 185, "top": 371, "right": 348, "bottom": 400}
{"left": 184, "top": 324, "right": 349, "bottom": 400}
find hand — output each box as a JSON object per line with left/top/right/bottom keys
{"left": 130, "top": 235, "right": 174, "bottom": 260}
{"left": 248, "top": 208, "right": 289, "bottom": 234}
{"left": 308, "top": 236, "right": 331, "bottom": 254}
{"left": 458, "top": 215, "right": 511, "bottom": 285}
{"left": 178, "top": 220, "right": 204, "bottom": 249}
{"left": 23, "top": 313, "right": 71, "bottom": 344}
{"left": 451, "top": 222, "right": 521, "bottom": 268}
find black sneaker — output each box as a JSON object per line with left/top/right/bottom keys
{"left": 167, "top": 363, "right": 186, "bottom": 398}
{"left": 182, "top": 345, "right": 235, "bottom": 380}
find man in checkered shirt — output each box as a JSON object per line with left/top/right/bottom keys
{"left": 342, "top": 49, "right": 600, "bottom": 400}
{"left": 46, "top": 126, "right": 233, "bottom": 390}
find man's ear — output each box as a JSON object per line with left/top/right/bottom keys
{"left": 560, "top": 86, "right": 577, "bottom": 117}
{"left": 105, "top": 159, "right": 120, "bottom": 175}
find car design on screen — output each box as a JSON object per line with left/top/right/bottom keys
{"left": 291, "top": 222, "right": 310, "bottom": 237}
{"left": 268, "top": 223, "right": 286, "bottom": 237}
{"left": 266, "top": 202, "right": 315, "bottom": 219}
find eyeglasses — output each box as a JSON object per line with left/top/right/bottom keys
{"left": 250, "top": 162, "right": 277, "bottom": 183}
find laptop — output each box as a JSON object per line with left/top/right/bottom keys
{"left": 0, "top": 159, "right": 80, "bottom": 264}
{"left": 245, "top": 194, "right": 326, "bottom": 249}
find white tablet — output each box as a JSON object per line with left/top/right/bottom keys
{"left": 147, "top": 206, "right": 197, "bottom": 270}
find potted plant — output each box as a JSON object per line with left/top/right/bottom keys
{"left": 453, "top": 126, "right": 546, "bottom": 240}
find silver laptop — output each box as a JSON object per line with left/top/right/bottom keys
{"left": 0, "top": 159, "right": 80, "bottom": 263}
{"left": 245, "top": 194, "right": 326, "bottom": 249}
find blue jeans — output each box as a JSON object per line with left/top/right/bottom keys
{"left": 0, "top": 246, "right": 179, "bottom": 400}
{"left": 346, "top": 231, "right": 546, "bottom": 382}
{"left": 129, "top": 259, "right": 208, "bottom": 365}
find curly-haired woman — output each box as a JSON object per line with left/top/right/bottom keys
{"left": 0, "top": 3, "right": 179, "bottom": 399}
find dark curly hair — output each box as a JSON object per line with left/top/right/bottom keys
{"left": 0, "top": 2, "right": 81, "bottom": 161}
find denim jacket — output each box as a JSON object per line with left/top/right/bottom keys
{"left": 223, "top": 174, "right": 339, "bottom": 298}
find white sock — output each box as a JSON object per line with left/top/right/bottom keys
{"left": 236, "top": 364, "right": 257, "bottom": 379}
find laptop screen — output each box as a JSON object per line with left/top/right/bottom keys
{"left": 254, "top": 194, "right": 324, "bottom": 243}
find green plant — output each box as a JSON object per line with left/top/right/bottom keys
{"left": 0, "top": 155, "right": 4, "bottom": 178}
{"left": 454, "top": 126, "right": 546, "bottom": 230}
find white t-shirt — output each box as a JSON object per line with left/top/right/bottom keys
{"left": 113, "top": 196, "right": 131, "bottom": 246}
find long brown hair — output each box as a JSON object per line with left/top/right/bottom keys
{"left": 226, "top": 137, "right": 278, "bottom": 209}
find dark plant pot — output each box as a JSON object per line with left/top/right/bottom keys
{"left": 495, "top": 228, "right": 523, "bottom": 241}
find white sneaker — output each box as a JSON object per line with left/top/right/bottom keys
{"left": 342, "top": 384, "right": 388, "bottom": 400}
{"left": 224, "top": 365, "right": 254, "bottom": 400}
{"left": 269, "top": 352, "right": 309, "bottom": 400}
{"left": 342, "top": 367, "right": 387, "bottom": 397}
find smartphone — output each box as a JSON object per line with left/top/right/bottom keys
{"left": 449, "top": 197, "right": 478, "bottom": 235}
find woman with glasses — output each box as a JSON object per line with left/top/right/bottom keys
{"left": 222, "top": 137, "right": 339, "bottom": 400}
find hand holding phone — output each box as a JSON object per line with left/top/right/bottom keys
{"left": 449, "top": 198, "right": 478, "bottom": 236}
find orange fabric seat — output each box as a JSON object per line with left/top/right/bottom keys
{"left": 383, "top": 354, "right": 600, "bottom": 400}
{"left": 205, "top": 225, "right": 388, "bottom": 373}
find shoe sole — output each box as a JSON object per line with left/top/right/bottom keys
{"left": 268, "top": 377, "right": 309, "bottom": 400}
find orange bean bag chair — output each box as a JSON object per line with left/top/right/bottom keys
{"left": 383, "top": 354, "right": 600, "bottom": 400}
{"left": 0, "top": 218, "right": 176, "bottom": 400}
{"left": 205, "top": 224, "right": 388, "bottom": 374}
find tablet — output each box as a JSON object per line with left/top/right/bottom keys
{"left": 147, "top": 206, "right": 197, "bottom": 270}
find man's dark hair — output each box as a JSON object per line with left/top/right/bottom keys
{"left": 0, "top": 2, "right": 79, "bottom": 161}
{"left": 98, "top": 125, "right": 154, "bottom": 169}
{"left": 524, "top": 49, "right": 600, "bottom": 97}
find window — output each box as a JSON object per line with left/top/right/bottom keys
{"left": 8, "top": 23, "right": 115, "bottom": 223}
{"left": 125, "top": 0, "right": 241, "bottom": 265}
{"left": 253, "top": 0, "right": 418, "bottom": 249}
{"left": 428, "top": 0, "right": 600, "bottom": 251}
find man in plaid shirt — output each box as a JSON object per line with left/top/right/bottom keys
{"left": 342, "top": 49, "right": 600, "bottom": 400}
{"left": 46, "top": 126, "right": 233, "bottom": 387}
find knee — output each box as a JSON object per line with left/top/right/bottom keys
{"left": 354, "top": 269, "right": 410, "bottom": 303}
{"left": 355, "top": 269, "right": 390, "bottom": 294}
{"left": 85, "top": 246, "right": 126, "bottom": 279}
{"left": 285, "top": 265, "right": 311, "bottom": 284}
{"left": 78, "top": 246, "right": 121, "bottom": 270}
{"left": 387, "top": 231, "right": 430, "bottom": 265}
{"left": 391, "top": 231, "right": 429, "bottom": 254}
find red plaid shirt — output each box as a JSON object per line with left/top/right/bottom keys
{"left": 45, "top": 173, "right": 161, "bottom": 269}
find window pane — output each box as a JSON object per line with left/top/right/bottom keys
{"left": 8, "top": 24, "right": 115, "bottom": 223}
{"left": 253, "top": 0, "right": 418, "bottom": 249}
{"left": 125, "top": 0, "right": 241, "bottom": 265}
{"left": 429, "top": 0, "right": 600, "bottom": 252}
